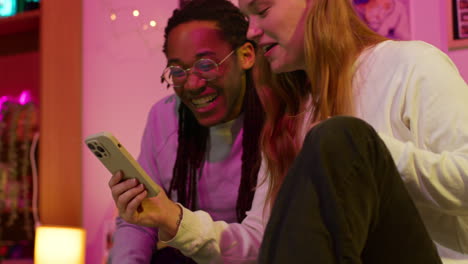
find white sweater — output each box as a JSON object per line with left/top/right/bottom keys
{"left": 354, "top": 40, "right": 468, "bottom": 263}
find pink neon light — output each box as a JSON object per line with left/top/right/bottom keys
{"left": 18, "top": 90, "right": 32, "bottom": 105}
{"left": 0, "top": 95, "right": 11, "bottom": 111}
{"left": 0, "top": 96, "right": 9, "bottom": 105}
{"left": 0, "top": 90, "right": 34, "bottom": 115}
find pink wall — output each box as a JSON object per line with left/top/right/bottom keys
{"left": 82, "top": 0, "right": 468, "bottom": 263}
{"left": 411, "top": 0, "right": 468, "bottom": 81}
{"left": 82, "top": 1, "right": 176, "bottom": 263}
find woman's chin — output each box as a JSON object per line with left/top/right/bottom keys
{"left": 270, "top": 62, "right": 299, "bottom": 74}
{"left": 267, "top": 46, "right": 305, "bottom": 73}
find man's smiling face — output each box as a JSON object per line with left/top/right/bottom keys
{"left": 166, "top": 20, "right": 248, "bottom": 127}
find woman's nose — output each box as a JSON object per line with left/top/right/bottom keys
{"left": 247, "top": 20, "right": 263, "bottom": 41}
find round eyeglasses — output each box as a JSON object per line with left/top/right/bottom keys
{"left": 161, "top": 50, "right": 236, "bottom": 88}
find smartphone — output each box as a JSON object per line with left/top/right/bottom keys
{"left": 85, "top": 131, "right": 161, "bottom": 197}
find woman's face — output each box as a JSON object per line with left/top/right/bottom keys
{"left": 239, "top": 0, "right": 309, "bottom": 73}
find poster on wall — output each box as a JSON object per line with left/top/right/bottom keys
{"left": 352, "top": 0, "right": 412, "bottom": 40}
{"left": 454, "top": 0, "right": 468, "bottom": 39}
{"left": 448, "top": 0, "right": 468, "bottom": 49}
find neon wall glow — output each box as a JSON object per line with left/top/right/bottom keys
{"left": 0, "top": 96, "right": 10, "bottom": 108}
{"left": 83, "top": 1, "right": 176, "bottom": 263}
{"left": 0, "top": 90, "right": 33, "bottom": 104}
{"left": 0, "top": 0, "right": 16, "bottom": 17}
{"left": 0, "top": 90, "right": 35, "bottom": 136}
{"left": 0, "top": 90, "right": 33, "bottom": 114}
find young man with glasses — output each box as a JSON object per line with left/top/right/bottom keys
{"left": 107, "top": 0, "right": 267, "bottom": 263}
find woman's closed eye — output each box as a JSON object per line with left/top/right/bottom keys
{"left": 257, "top": 7, "right": 270, "bottom": 17}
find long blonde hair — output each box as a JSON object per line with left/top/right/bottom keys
{"left": 257, "top": 0, "right": 388, "bottom": 206}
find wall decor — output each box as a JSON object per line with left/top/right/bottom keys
{"left": 448, "top": 0, "right": 468, "bottom": 50}
{"left": 353, "top": 0, "right": 412, "bottom": 40}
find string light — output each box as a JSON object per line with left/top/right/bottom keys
{"left": 101, "top": 2, "right": 168, "bottom": 64}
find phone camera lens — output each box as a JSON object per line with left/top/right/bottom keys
{"left": 87, "top": 143, "right": 96, "bottom": 150}
{"left": 97, "top": 146, "right": 105, "bottom": 153}
{"left": 94, "top": 151, "right": 103, "bottom": 158}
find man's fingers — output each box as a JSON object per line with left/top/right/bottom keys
{"left": 108, "top": 171, "right": 123, "bottom": 187}
{"left": 118, "top": 184, "right": 146, "bottom": 218}
{"left": 111, "top": 178, "right": 139, "bottom": 202}
{"left": 126, "top": 188, "right": 148, "bottom": 215}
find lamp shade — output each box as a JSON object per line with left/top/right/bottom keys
{"left": 34, "top": 226, "right": 86, "bottom": 264}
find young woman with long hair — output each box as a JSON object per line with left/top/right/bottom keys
{"left": 240, "top": 0, "right": 468, "bottom": 263}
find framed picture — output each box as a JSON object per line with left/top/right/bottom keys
{"left": 448, "top": 0, "right": 468, "bottom": 50}
{"left": 352, "top": 0, "right": 412, "bottom": 40}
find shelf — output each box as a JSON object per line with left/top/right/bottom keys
{"left": 0, "top": 10, "right": 40, "bottom": 56}
{"left": 0, "top": 10, "right": 40, "bottom": 36}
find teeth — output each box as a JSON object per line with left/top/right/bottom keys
{"left": 263, "top": 44, "right": 275, "bottom": 53}
{"left": 192, "top": 94, "right": 217, "bottom": 106}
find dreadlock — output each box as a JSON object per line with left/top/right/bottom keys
{"left": 164, "top": 0, "right": 264, "bottom": 222}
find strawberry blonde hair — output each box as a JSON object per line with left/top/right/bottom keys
{"left": 256, "top": 0, "right": 388, "bottom": 206}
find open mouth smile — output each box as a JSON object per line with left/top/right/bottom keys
{"left": 262, "top": 43, "right": 278, "bottom": 54}
{"left": 191, "top": 94, "right": 218, "bottom": 108}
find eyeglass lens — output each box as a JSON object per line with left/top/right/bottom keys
{"left": 163, "top": 59, "right": 219, "bottom": 86}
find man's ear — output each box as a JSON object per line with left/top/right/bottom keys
{"left": 237, "top": 42, "right": 255, "bottom": 70}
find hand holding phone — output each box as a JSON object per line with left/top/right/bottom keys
{"left": 85, "top": 132, "right": 161, "bottom": 197}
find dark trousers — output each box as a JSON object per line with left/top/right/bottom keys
{"left": 151, "top": 247, "right": 196, "bottom": 264}
{"left": 259, "top": 116, "right": 442, "bottom": 264}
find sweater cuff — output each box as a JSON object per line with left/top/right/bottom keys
{"left": 158, "top": 205, "right": 204, "bottom": 256}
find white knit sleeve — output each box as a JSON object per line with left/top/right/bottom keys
{"left": 379, "top": 45, "right": 468, "bottom": 216}
{"left": 161, "top": 164, "right": 269, "bottom": 264}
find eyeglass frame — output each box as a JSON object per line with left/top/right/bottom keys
{"left": 160, "top": 49, "right": 237, "bottom": 89}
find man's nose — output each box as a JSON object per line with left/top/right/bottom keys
{"left": 183, "top": 72, "right": 206, "bottom": 92}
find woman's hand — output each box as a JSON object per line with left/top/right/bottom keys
{"left": 108, "top": 171, "right": 182, "bottom": 239}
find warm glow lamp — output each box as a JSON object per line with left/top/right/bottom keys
{"left": 34, "top": 226, "right": 86, "bottom": 264}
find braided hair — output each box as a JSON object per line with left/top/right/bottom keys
{"left": 164, "top": 0, "right": 264, "bottom": 222}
